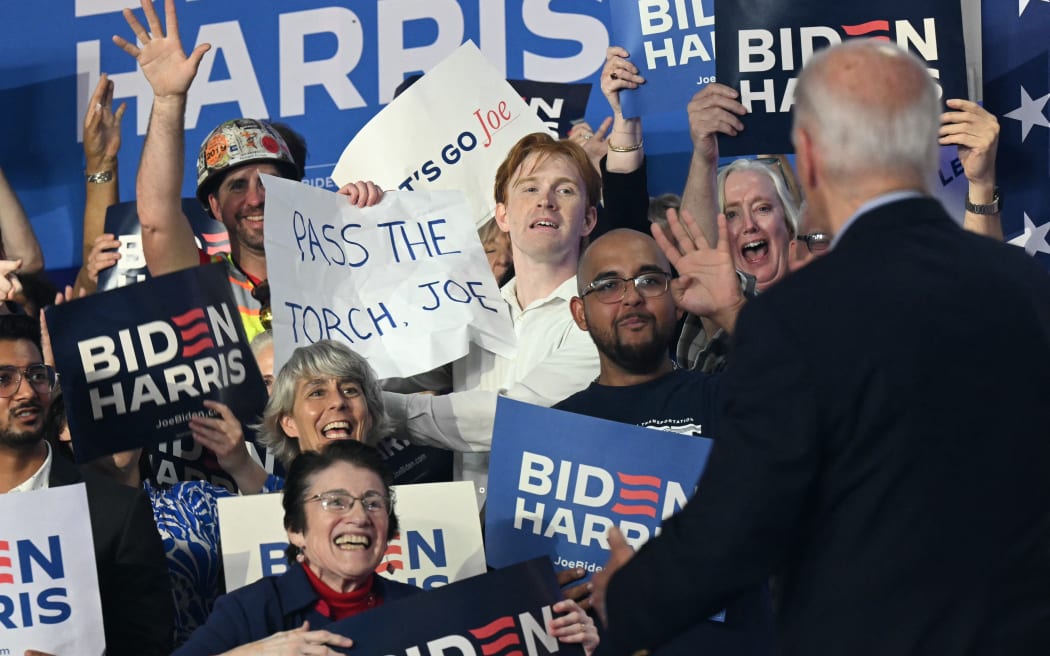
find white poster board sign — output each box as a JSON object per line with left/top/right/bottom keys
{"left": 0, "top": 484, "right": 105, "bottom": 655}
{"left": 331, "top": 41, "right": 549, "bottom": 226}
{"left": 263, "top": 176, "right": 516, "bottom": 378}
{"left": 218, "top": 481, "right": 486, "bottom": 592}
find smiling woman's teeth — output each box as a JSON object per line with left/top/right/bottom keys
{"left": 334, "top": 535, "right": 370, "bottom": 550}
{"left": 321, "top": 421, "right": 352, "bottom": 439}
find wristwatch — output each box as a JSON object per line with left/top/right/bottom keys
{"left": 85, "top": 170, "right": 114, "bottom": 184}
{"left": 965, "top": 188, "right": 1000, "bottom": 215}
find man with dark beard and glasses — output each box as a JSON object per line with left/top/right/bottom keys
{"left": 556, "top": 228, "right": 721, "bottom": 436}
{"left": 0, "top": 315, "right": 173, "bottom": 654}
{"left": 553, "top": 229, "right": 774, "bottom": 655}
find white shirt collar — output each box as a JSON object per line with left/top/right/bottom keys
{"left": 8, "top": 440, "right": 53, "bottom": 494}
{"left": 500, "top": 276, "right": 578, "bottom": 317}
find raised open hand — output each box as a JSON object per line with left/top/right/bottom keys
{"left": 652, "top": 208, "right": 745, "bottom": 332}
{"left": 112, "top": 0, "right": 211, "bottom": 99}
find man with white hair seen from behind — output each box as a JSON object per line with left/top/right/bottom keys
{"left": 589, "top": 40, "right": 1050, "bottom": 656}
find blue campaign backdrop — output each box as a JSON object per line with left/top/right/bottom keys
{"left": 327, "top": 556, "right": 583, "bottom": 655}
{"left": 1, "top": 0, "right": 698, "bottom": 283}
{"left": 486, "top": 397, "right": 713, "bottom": 581}
{"left": 3, "top": 2, "right": 1037, "bottom": 280}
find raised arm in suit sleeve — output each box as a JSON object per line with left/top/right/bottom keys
{"left": 601, "top": 297, "right": 821, "bottom": 654}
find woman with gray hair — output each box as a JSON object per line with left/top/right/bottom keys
{"left": 258, "top": 339, "right": 392, "bottom": 469}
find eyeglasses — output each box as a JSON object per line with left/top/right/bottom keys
{"left": 0, "top": 364, "right": 57, "bottom": 398}
{"left": 795, "top": 232, "right": 832, "bottom": 254}
{"left": 582, "top": 271, "right": 672, "bottom": 304}
{"left": 306, "top": 491, "right": 391, "bottom": 515}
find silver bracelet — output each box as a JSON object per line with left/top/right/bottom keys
{"left": 85, "top": 170, "right": 114, "bottom": 184}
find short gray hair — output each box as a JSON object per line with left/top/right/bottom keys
{"left": 256, "top": 340, "right": 391, "bottom": 467}
{"left": 250, "top": 329, "right": 273, "bottom": 359}
{"left": 792, "top": 41, "right": 940, "bottom": 186}
{"left": 717, "top": 158, "right": 800, "bottom": 237}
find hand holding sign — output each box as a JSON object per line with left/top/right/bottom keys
{"left": 939, "top": 99, "right": 999, "bottom": 195}
{"left": 601, "top": 46, "right": 646, "bottom": 116}
{"left": 221, "top": 620, "right": 354, "bottom": 656}
{"left": 688, "top": 83, "right": 747, "bottom": 163}
{"left": 337, "top": 180, "right": 384, "bottom": 208}
{"left": 549, "top": 599, "right": 599, "bottom": 655}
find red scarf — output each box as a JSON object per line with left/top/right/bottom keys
{"left": 301, "top": 563, "right": 382, "bottom": 621}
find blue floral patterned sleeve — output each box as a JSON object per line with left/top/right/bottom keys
{"left": 144, "top": 480, "right": 235, "bottom": 646}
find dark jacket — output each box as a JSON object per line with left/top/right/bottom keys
{"left": 174, "top": 564, "right": 420, "bottom": 655}
{"left": 601, "top": 197, "right": 1050, "bottom": 655}
{"left": 48, "top": 453, "right": 174, "bottom": 655}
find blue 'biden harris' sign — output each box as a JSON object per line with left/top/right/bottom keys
{"left": 713, "top": 0, "right": 967, "bottom": 156}
{"left": 47, "top": 263, "right": 268, "bottom": 464}
{"left": 327, "top": 557, "right": 582, "bottom": 655}
{"left": 485, "top": 398, "right": 713, "bottom": 581}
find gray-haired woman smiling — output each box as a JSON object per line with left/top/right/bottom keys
{"left": 258, "top": 339, "right": 392, "bottom": 467}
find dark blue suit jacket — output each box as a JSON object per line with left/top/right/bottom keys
{"left": 48, "top": 451, "right": 173, "bottom": 655}
{"left": 601, "top": 198, "right": 1050, "bottom": 655}
{"left": 174, "top": 565, "right": 419, "bottom": 655}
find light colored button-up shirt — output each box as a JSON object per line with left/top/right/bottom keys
{"left": 385, "top": 275, "right": 600, "bottom": 507}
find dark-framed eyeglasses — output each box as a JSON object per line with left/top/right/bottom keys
{"left": 582, "top": 271, "right": 672, "bottom": 304}
{"left": 795, "top": 232, "right": 832, "bottom": 254}
{"left": 305, "top": 491, "right": 391, "bottom": 515}
{"left": 0, "top": 364, "right": 57, "bottom": 398}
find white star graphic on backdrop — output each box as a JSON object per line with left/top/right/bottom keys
{"left": 1008, "top": 213, "right": 1050, "bottom": 256}
{"left": 1003, "top": 85, "right": 1050, "bottom": 142}
{"left": 1019, "top": 0, "right": 1050, "bottom": 17}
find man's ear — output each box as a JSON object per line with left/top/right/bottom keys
{"left": 569, "top": 296, "right": 589, "bottom": 332}
{"left": 493, "top": 203, "right": 511, "bottom": 233}
{"left": 207, "top": 192, "right": 222, "bottom": 219}
{"left": 581, "top": 206, "right": 598, "bottom": 237}
{"left": 793, "top": 127, "right": 818, "bottom": 192}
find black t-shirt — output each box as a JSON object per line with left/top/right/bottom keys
{"left": 554, "top": 368, "right": 721, "bottom": 438}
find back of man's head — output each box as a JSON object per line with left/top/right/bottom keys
{"left": 793, "top": 40, "right": 940, "bottom": 187}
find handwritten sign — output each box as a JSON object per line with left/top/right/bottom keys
{"left": 331, "top": 41, "right": 548, "bottom": 226}
{"left": 0, "top": 484, "right": 105, "bottom": 655}
{"left": 609, "top": 0, "right": 717, "bottom": 118}
{"left": 218, "top": 481, "right": 486, "bottom": 592}
{"left": 262, "top": 175, "right": 516, "bottom": 378}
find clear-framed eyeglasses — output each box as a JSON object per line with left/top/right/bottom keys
{"left": 305, "top": 491, "right": 391, "bottom": 515}
{"left": 795, "top": 232, "right": 832, "bottom": 254}
{"left": 0, "top": 364, "right": 58, "bottom": 398}
{"left": 582, "top": 271, "right": 672, "bottom": 304}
